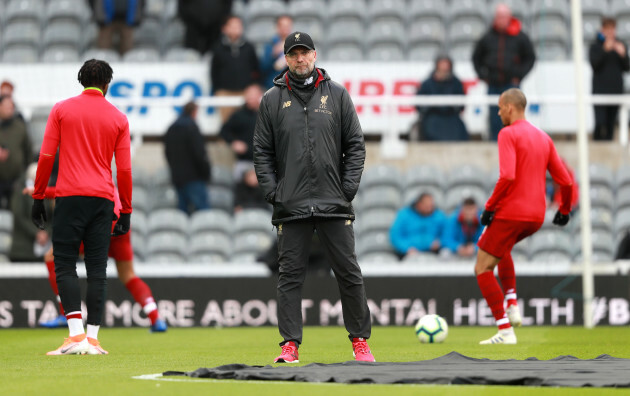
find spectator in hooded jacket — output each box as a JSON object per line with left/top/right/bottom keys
{"left": 416, "top": 55, "right": 469, "bottom": 141}
{"left": 389, "top": 193, "right": 447, "bottom": 258}
{"left": 0, "top": 95, "right": 32, "bottom": 209}
{"left": 472, "top": 3, "right": 535, "bottom": 141}
{"left": 164, "top": 101, "right": 211, "bottom": 214}
{"left": 178, "top": 0, "right": 233, "bottom": 54}
{"left": 441, "top": 197, "right": 483, "bottom": 258}
{"left": 589, "top": 17, "right": 630, "bottom": 141}
{"left": 260, "top": 15, "right": 293, "bottom": 89}
{"left": 91, "top": 0, "right": 145, "bottom": 55}
{"left": 211, "top": 15, "right": 260, "bottom": 123}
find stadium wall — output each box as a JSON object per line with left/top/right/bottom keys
{"left": 1, "top": 275, "right": 628, "bottom": 328}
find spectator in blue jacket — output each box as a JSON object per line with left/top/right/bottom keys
{"left": 441, "top": 197, "right": 483, "bottom": 258}
{"left": 390, "top": 193, "right": 446, "bottom": 258}
{"left": 260, "top": 15, "right": 293, "bottom": 89}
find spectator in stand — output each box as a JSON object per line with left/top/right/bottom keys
{"left": 91, "top": 0, "right": 145, "bottom": 55}
{"left": 441, "top": 197, "right": 483, "bottom": 258}
{"left": 164, "top": 101, "right": 212, "bottom": 215}
{"left": 219, "top": 84, "right": 263, "bottom": 180}
{"left": 389, "top": 192, "right": 447, "bottom": 258}
{"left": 211, "top": 15, "right": 260, "bottom": 123}
{"left": 178, "top": 0, "right": 233, "bottom": 54}
{"left": 0, "top": 95, "right": 32, "bottom": 209}
{"left": 416, "top": 55, "right": 469, "bottom": 141}
{"left": 472, "top": 3, "right": 535, "bottom": 141}
{"left": 0, "top": 80, "right": 24, "bottom": 121}
{"left": 9, "top": 164, "right": 52, "bottom": 262}
{"left": 233, "top": 165, "right": 270, "bottom": 213}
{"left": 589, "top": 17, "right": 630, "bottom": 141}
{"left": 260, "top": 15, "right": 293, "bottom": 89}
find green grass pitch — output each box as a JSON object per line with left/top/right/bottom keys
{"left": 1, "top": 326, "right": 629, "bottom": 396}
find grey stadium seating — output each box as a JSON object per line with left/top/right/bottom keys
{"left": 360, "top": 164, "right": 404, "bottom": 192}
{"left": 163, "top": 47, "right": 201, "bottom": 62}
{"left": 150, "top": 186, "right": 178, "bottom": 211}
{"left": 122, "top": 48, "right": 161, "bottom": 62}
{"left": 0, "top": 210, "right": 13, "bottom": 233}
{"left": 356, "top": 230, "right": 395, "bottom": 258}
{"left": 0, "top": 232, "right": 12, "bottom": 255}
{"left": 208, "top": 186, "right": 234, "bottom": 214}
{"left": 190, "top": 231, "right": 232, "bottom": 262}
{"left": 82, "top": 48, "right": 121, "bottom": 63}
{"left": 190, "top": 209, "right": 232, "bottom": 235}
{"left": 1, "top": 46, "right": 39, "bottom": 63}
{"left": 234, "top": 209, "right": 272, "bottom": 235}
{"left": 4, "top": 0, "right": 45, "bottom": 24}
{"left": 147, "top": 208, "right": 189, "bottom": 235}
{"left": 146, "top": 231, "right": 188, "bottom": 259}
{"left": 41, "top": 47, "right": 79, "bottom": 62}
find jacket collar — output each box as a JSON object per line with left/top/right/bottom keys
{"left": 280, "top": 68, "right": 328, "bottom": 91}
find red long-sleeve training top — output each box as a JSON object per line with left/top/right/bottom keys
{"left": 485, "top": 119, "right": 573, "bottom": 222}
{"left": 33, "top": 88, "right": 132, "bottom": 213}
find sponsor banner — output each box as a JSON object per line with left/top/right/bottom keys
{"left": 1, "top": 275, "right": 628, "bottom": 328}
{"left": 2, "top": 61, "right": 593, "bottom": 136}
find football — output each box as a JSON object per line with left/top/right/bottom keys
{"left": 415, "top": 314, "right": 448, "bottom": 343}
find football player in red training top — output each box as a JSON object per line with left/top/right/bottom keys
{"left": 475, "top": 88, "right": 573, "bottom": 345}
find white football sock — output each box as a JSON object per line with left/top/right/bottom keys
{"left": 86, "top": 324, "right": 99, "bottom": 340}
{"left": 67, "top": 318, "right": 84, "bottom": 337}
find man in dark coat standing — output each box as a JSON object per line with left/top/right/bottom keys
{"left": 589, "top": 17, "right": 630, "bottom": 141}
{"left": 254, "top": 32, "right": 374, "bottom": 364}
{"left": 472, "top": 3, "right": 535, "bottom": 141}
{"left": 164, "top": 102, "right": 211, "bottom": 214}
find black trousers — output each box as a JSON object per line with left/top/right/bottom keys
{"left": 52, "top": 196, "right": 114, "bottom": 326}
{"left": 594, "top": 105, "right": 619, "bottom": 141}
{"left": 276, "top": 218, "right": 371, "bottom": 346}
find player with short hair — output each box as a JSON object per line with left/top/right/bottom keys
{"left": 476, "top": 88, "right": 573, "bottom": 345}
{"left": 32, "top": 59, "right": 132, "bottom": 355}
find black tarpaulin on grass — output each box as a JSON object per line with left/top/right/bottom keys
{"left": 163, "top": 352, "right": 630, "bottom": 387}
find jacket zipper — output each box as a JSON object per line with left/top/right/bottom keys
{"left": 304, "top": 105, "right": 314, "bottom": 215}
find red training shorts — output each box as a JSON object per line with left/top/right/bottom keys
{"left": 78, "top": 231, "right": 134, "bottom": 262}
{"left": 477, "top": 218, "right": 543, "bottom": 258}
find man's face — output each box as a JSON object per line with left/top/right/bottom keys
{"left": 244, "top": 85, "right": 263, "bottom": 110}
{"left": 285, "top": 47, "right": 316, "bottom": 78}
{"left": 223, "top": 17, "right": 243, "bottom": 42}
{"left": 415, "top": 195, "right": 435, "bottom": 216}
{"left": 434, "top": 59, "right": 452, "bottom": 81}
{"left": 497, "top": 95, "right": 511, "bottom": 126}
{"left": 277, "top": 17, "right": 293, "bottom": 39}
{"left": 602, "top": 24, "right": 616, "bottom": 40}
{"left": 0, "top": 98, "right": 15, "bottom": 120}
{"left": 494, "top": 5, "right": 511, "bottom": 32}
{"left": 460, "top": 204, "right": 478, "bottom": 222}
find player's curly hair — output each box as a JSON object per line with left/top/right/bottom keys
{"left": 77, "top": 59, "right": 113, "bottom": 88}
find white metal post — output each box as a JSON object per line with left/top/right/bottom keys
{"left": 571, "top": 0, "right": 595, "bottom": 328}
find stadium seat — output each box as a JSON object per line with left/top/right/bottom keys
{"left": 4, "top": 0, "right": 45, "bottom": 24}
{"left": 145, "top": 252, "right": 187, "bottom": 264}
{"left": 449, "top": 42, "right": 476, "bottom": 61}
{"left": 212, "top": 166, "right": 234, "bottom": 189}
{"left": 146, "top": 231, "right": 187, "bottom": 258}
{"left": 131, "top": 234, "right": 146, "bottom": 261}
{"left": 582, "top": 16, "right": 601, "bottom": 43}
{"left": 131, "top": 167, "right": 151, "bottom": 189}
{"left": 2, "top": 20, "right": 40, "bottom": 49}
{"left": 447, "top": 19, "right": 486, "bottom": 45}
{"left": 409, "top": 20, "right": 446, "bottom": 48}
{"left": 190, "top": 231, "right": 232, "bottom": 261}
{"left": 82, "top": 48, "right": 121, "bottom": 63}
{"left": 616, "top": 185, "right": 630, "bottom": 212}
{"left": 449, "top": 0, "right": 488, "bottom": 27}
{"left": 589, "top": 185, "right": 614, "bottom": 211}
{"left": 134, "top": 19, "right": 161, "bottom": 50}
{"left": 0, "top": 232, "right": 13, "bottom": 255}
{"left": 582, "top": 0, "right": 608, "bottom": 19}
{"left": 44, "top": 0, "right": 88, "bottom": 25}
{"left": 233, "top": 231, "right": 274, "bottom": 256}
{"left": 615, "top": 165, "right": 630, "bottom": 191}
{"left": 231, "top": 252, "right": 260, "bottom": 263}
{"left": 163, "top": 47, "right": 201, "bottom": 62}
{"left": 0, "top": 210, "right": 13, "bottom": 233}
{"left": 246, "top": 0, "right": 286, "bottom": 23}
{"left": 359, "top": 252, "right": 400, "bottom": 264}
{"left": 590, "top": 230, "right": 616, "bottom": 257}
{"left": 359, "top": 186, "right": 402, "bottom": 212}
{"left": 148, "top": 208, "right": 189, "bottom": 235}
{"left": 355, "top": 208, "right": 397, "bottom": 235}
{"left": 208, "top": 186, "right": 234, "bottom": 213}
{"left": 614, "top": 208, "right": 630, "bottom": 233}
{"left": 409, "top": 0, "right": 446, "bottom": 25}
{"left": 163, "top": 19, "right": 185, "bottom": 51}
{"left": 611, "top": 0, "right": 630, "bottom": 19}
{"left": 408, "top": 43, "right": 443, "bottom": 61}
{"left": 1, "top": 46, "right": 39, "bottom": 62}
{"left": 405, "top": 165, "right": 446, "bottom": 191}
{"left": 234, "top": 209, "right": 272, "bottom": 235}
{"left": 27, "top": 106, "right": 51, "bottom": 155}
{"left": 530, "top": 250, "right": 572, "bottom": 263}
{"left": 532, "top": 0, "right": 569, "bottom": 20}
{"left": 150, "top": 167, "right": 171, "bottom": 189}
{"left": 188, "top": 253, "right": 228, "bottom": 264}
{"left": 150, "top": 186, "right": 178, "bottom": 211}
{"left": 80, "top": 23, "right": 98, "bottom": 51}
{"left": 130, "top": 211, "right": 148, "bottom": 237}
{"left": 402, "top": 252, "right": 439, "bottom": 264}
{"left": 445, "top": 164, "right": 488, "bottom": 190}
{"left": 511, "top": 239, "right": 530, "bottom": 261}
{"left": 41, "top": 47, "right": 80, "bottom": 62}
{"left": 356, "top": 230, "right": 394, "bottom": 257}
{"left": 289, "top": 0, "right": 327, "bottom": 26}
{"left": 588, "top": 163, "right": 615, "bottom": 190}
{"left": 328, "top": 0, "right": 366, "bottom": 25}
{"left": 529, "top": 230, "right": 573, "bottom": 257}
{"left": 325, "top": 43, "right": 364, "bottom": 61}
{"left": 190, "top": 209, "right": 232, "bottom": 235}
{"left": 245, "top": 19, "right": 277, "bottom": 47}
{"left": 366, "top": 20, "right": 406, "bottom": 50}
{"left": 143, "top": 0, "right": 168, "bottom": 22}
{"left": 367, "top": 45, "right": 405, "bottom": 62}
{"left": 122, "top": 48, "right": 161, "bottom": 62}
{"left": 366, "top": 0, "right": 406, "bottom": 24}
{"left": 614, "top": 20, "right": 630, "bottom": 44}
{"left": 361, "top": 165, "right": 404, "bottom": 192}
{"left": 131, "top": 186, "right": 151, "bottom": 214}
{"left": 326, "top": 19, "right": 364, "bottom": 48}
{"left": 572, "top": 207, "right": 614, "bottom": 234}
{"left": 534, "top": 40, "right": 569, "bottom": 61}
{"left": 292, "top": 18, "right": 325, "bottom": 45}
